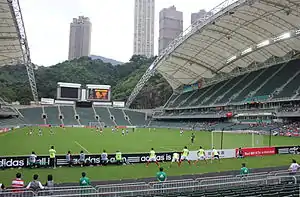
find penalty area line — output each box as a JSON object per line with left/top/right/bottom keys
{"left": 159, "top": 146, "right": 177, "bottom": 152}
{"left": 74, "top": 141, "right": 90, "bottom": 154}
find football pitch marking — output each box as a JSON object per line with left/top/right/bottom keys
{"left": 159, "top": 146, "right": 177, "bottom": 152}
{"left": 74, "top": 141, "right": 90, "bottom": 154}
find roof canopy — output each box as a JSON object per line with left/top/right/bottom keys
{"left": 154, "top": 0, "right": 300, "bottom": 89}
{"left": 0, "top": 0, "right": 24, "bottom": 66}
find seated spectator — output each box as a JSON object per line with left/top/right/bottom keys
{"left": 240, "top": 163, "right": 249, "bottom": 176}
{"left": 26, "top": 174, "right": 44, "bottom": 191}
{"left": 156, "top": 167, "right": 167, "bottom": 182}
{"left": 288, "top": 159, "right": 299, "bottom": 175}
{"left": 0, "top": 183, "right": 5, "bottom": 191}
{"left": 45, "top": 174, "right": 54, "bottom": 195}
{"left": 45, "top": 174, "right": 54, "bottom": 188}
{"left": 11, "top": 173, "right": 24, "bottom": 190}
{"left": 79, "top": 172, "right": 90, "bottom": 186}
{"left": 66, "top": 151, "right": 72, "bottom": 167}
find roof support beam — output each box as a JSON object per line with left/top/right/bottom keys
{"left": 171, "top": 54, "right": 217, "bottom": 74}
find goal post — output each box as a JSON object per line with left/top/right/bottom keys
{"left": 210, "top": 129, "right": 265, "bottom": 149}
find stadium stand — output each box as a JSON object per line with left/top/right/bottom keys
{"left": 94, "top": 107, "right": 115, "bottom": 126}
{"left": 44, "top": 106, "right": 59, "bottom": 125}
{"left": 60, "top": 106, "right": 78, "bottom": 125}
{"left": 125, "top": 110, "right": 147, "bottom": 126}
{"left": 1, "top": 171, "right": 297, "bottom": 197}
{"left": 19, "top": 108, "right": 44, "bottom": 125}
{"left": 109, "top": 107, "right": 128, "bottom": 125}
{"left": 76, "top": 107, "right": 95, "bottom": 126}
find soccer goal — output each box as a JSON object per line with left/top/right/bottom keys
{"left": 211, "top": 130, "right": 265, "bottom": 149}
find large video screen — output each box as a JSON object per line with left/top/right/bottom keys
{"left": 60, "top": 87, "right": 79, "bottom": 99}
{"left": 88, "top": 89, "right": 109, "bottom": 100}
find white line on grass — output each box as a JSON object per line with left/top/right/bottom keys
{"left": 159, "top": 146, "right": 177, "bottom": 152}
{"left": 74, "top": 141, "right": 90, "bottom": 154}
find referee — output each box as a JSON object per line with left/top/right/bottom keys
{"left": 49, "top": 146, "right": 56, "bottom": 169}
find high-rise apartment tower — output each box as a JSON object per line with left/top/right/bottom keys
{"left": 68, "top": 16, "right": 92, "bottom": 60}
{"left": 158, "top": 6, "right": 183, "bottom": 55}
{"left": 133, "top": 0, "right": 155, "bottom": 57}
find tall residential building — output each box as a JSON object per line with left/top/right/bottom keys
{"left": 191, "top": 9, "right": 212, "bottom": 25}
{"left": 68, "top": 16, "right": 92, "bottom": 60}
{"left": 158, "top": 6, "right": 183, "bottom": 55}
{"left": 133, "top": 0, "right": 155, "bottom": 58}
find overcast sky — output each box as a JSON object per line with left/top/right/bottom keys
{"left": 20, "top": 0, "right": 224, "bottom": 66}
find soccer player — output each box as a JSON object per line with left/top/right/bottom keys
{"left": 194, "top": 146, "right": 207, "bottom": 165}
{"left": 100, "top": 127, "right": 103, "bottom": 134}
{"left": 101, "top": 150, "right": 108, "bottom": 166}
{"left": 29, "top": 128, "right": 33, "bottom": 136}
{"left": 49, "top": 146, "right": 56, "bottom": 169}
{"left": 79, "top": 151, "right": 85, "bottom": 167}
{"left": 146, "top": 148, "right": 160, "bottom": 167}
{"left": 212, "top": 147, "right": 220, "bottom": 163}
{"left": 49, "top": 127, "right": 54, "bottom": 135}
{"left": 170, "top": 152, "right": 179, "bottom": 168}
{"left": 180, "top": 128, "right": 183, "bottom": 136}
{"left": 122, "top": 129, "right": 125, "bottom": 136}
{"left": 115, "top": 150, "right": 122, "bottom": 165}
{"left": 179, "top": 146, "right": 191, "bottom": 166}
{"left": 66, "top": 151, "right": 72, "bottom": 167}
{"left": 126, "top": 129, "right": 129, "bottom": 135}
{"left": 156, "top": 167, "right": 167, "bottom": 182}
{"left": 237, "top": 147, "right": 244, "bottom": 159}
{"left": 29, "top": 151, "right": 37, "bottom": 168}
{"left": 240, "top": 163, "right": 249, "bottom": 176}
{"left": 96, "top": 127, "right": 99, "bottom": 132}
{"left": 79, "top": 172, "right": 90, "bottom": 186}
{"left": 111, "top": 127, "right": 115, "bottom": 132}
{"left": 38, "top": 128, "right": 42, "bottom": 136}
{"left": 191, "top": 133, "right": 195, "bottom": 144}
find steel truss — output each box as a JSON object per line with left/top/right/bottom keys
{"left": 7, "top": 0, "right": 38, "bottom": 102}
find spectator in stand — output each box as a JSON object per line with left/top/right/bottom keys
{"left": 156, "top": 167, "right": 167, "bottom": 182}
{"left": 0, "top": 183, "right": 5, "bottom": 192}
{"left": 66, "top": 151, "right": 72, "bottom": 167}
{"left": 26, "top": 174, "right": 44, "bottom": 191}
{"left": 288, "top": 159, "right": 300, "bottom": 175}
{"left": 79, "top": 172, "right": 90, "bottom": 186}
{"left": 45, "top": 174, "right": 54, "bottom": 195}
{"left": 237, "top": 147, "right": 244, "bottom": 159}
{"left": 240, "top": 163, "right": 249, "bottom": 176}
{"left": 11, "top": 172, "right": 24, "bottom": 190}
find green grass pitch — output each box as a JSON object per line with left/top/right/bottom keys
{"left": 0, "top": 127, "right": 299, "bottom": 186}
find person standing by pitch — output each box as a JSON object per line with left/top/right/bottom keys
{"left": 49, "top": 146, "right": 56, "bottom": 169}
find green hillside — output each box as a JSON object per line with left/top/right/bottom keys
{"left": 0, "top": 55, "right": 172, "bottom": 108}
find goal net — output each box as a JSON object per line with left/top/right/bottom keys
{"left": 211, "top": 130, "right": 265, "bottom": 149}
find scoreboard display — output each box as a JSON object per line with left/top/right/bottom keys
{"left": 60, "top": 87, "right": 80, "bottom": 99}
{"left": 86, "top": 84, "right": 111, "bottom": 101}
{"left": 57, "top": 82, "right": 81, "bottom": 100}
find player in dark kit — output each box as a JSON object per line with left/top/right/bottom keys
{"left": 191, "top": 133, "right": 195, "bottom": 144}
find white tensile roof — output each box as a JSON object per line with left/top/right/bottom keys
{"left": 153, "top": 0, "right": 300, "bottom": 89}
{"left": 0, "top": 0, "right": 25, "bottom": 67}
